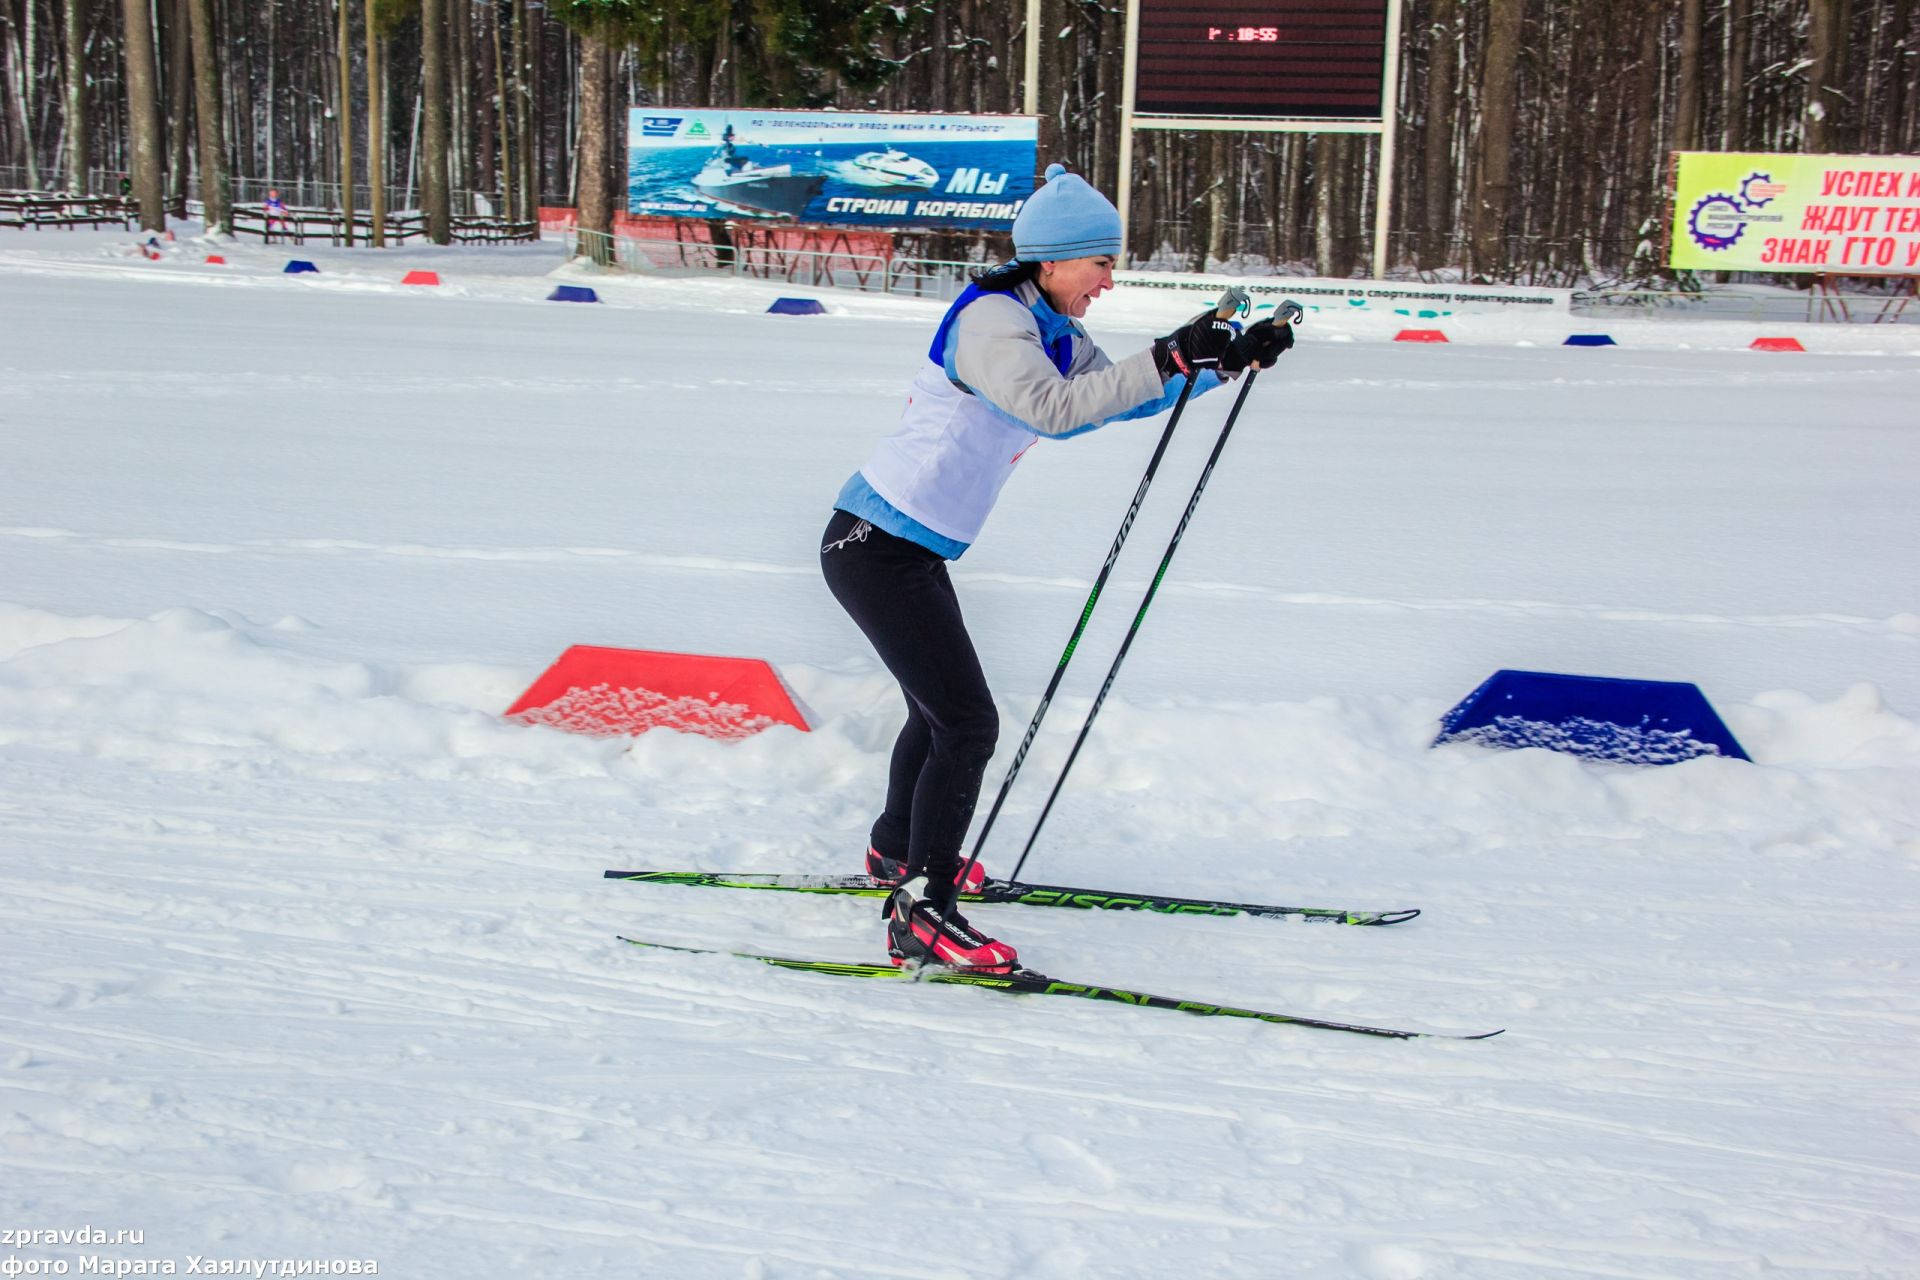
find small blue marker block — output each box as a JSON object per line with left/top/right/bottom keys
{"left": 283, "top": 260, "right": 319, "bottom": 275}
{"left": 1434, "top": 669, "right": 1749, "bottom": 765}
{"left": 1564, "top": 334, "right": 1616, "bottom": 346}
{"left": 547, "top": 285, "right": 600, "bottom": 303}
{"left": 768, "top": 297, "right": 827, "bottom": 316}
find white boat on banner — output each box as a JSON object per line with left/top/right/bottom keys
{"left": 842, "top": 147, "right": 939, "bottom": 189}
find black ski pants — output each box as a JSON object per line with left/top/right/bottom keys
{"left": 819, "top": 508, "right": 998, "bottom": 907}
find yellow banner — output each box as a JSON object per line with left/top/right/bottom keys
{"left": 1669, "top": 151, "right": 1920, "bottom": 274}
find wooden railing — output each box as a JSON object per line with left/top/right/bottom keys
{"left": 0, "top": 192, "right": 135, "bottom": 230}
{"left": 224, "top": 203, "right": 538, "bottom": 246}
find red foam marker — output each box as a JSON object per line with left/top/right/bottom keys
{"left": 402, "top": 270, "right": 441, "bottom": 286}
{"left": 1750, "top": 336, "right": 1805, "bottom": 352}
{"left": 505, "top": 645, "right": 810, "bottom": 742}
{"left": 1394, "top": 329, "right": 1449, "bottom": 343}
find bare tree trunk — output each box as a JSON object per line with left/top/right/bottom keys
{"left": 64, "top": 0, "right": 90, "bottom": 191}
{"left": 7, "top": 0, "right": 42, "bottom": 185}
{"left": 1470, "top": 0, "right": 1521, "bottom": 281}
{"left": 575, "top": 30, "right": 613, "bottom": 264}
{"left": 1673, "top": 0, "right": 1702, "bottom": 154}
{"left": 264, "top": 0, "right": 278, "bottom": 182}
{"left": 403, "top": 84, "right": 419, "bottom": 208}
{"left": 121, "top": 0, "right": 165, "bottom": 227}
{"left": 492, "top": 0, "right": 512, "bottom": 215}
{"left": 1093, "top": 5, "right": 1115, "bottom": 194}
{"left": 512, "top": 0, "right": 534, "bottom": 219}
{"left": 364, "top": 0, "right": 385, "bottom": 245}
{"left": 1264, "top": 140, "right": 1280, "bottom": 267}
{"left": 1804, "top": 0, "right": 1849, "bottom": 152}
{"left": 168, "top": 0, "right": 191, "bottom": 215}
{"left": 186, "top": 0, "right": 231, "bottom": 233}
{"left": 1206, "top": 131, "right": 1230, "bottom": 269}
{"left": 337, "top": 0, "right": 355, "bottom": 245}
{"left": 1722, "top": 0, "right": 1748, "bottom": 151}
{"left": 1422, "top": 0, "right": 1456, "bottom": 266}
{"left": 1889, "top": 0, "right": 1915, "bottom": 154}
{"left": 227, "top": 0, "right": 253, "bottom": 181}
{"left": 235, "top": 0, "right": 257, "bottom": 177}
{"left": 1281, "top": 133, "right": 1304, "bottom": 262}
{"left": 421, "top": 0, "right": 450, "bottom": 242}
{"left": 1313, "top": 132, "right": 1336, "bottom": 276}
{"left": 451, "top": 0, "right": 472, "bottom": 208}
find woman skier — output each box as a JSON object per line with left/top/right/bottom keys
{"left": 819, "top": 163, "right": 1293, "bottom": 972}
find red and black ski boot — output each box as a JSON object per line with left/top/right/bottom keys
{"left": 884, "top": 878, "right": 1018, "bottom": 974}
{"left": 866, "top": 846, "right": 987, "bottom": 895}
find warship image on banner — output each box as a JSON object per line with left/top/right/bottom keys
{"left": 690, "top": 125, "right": 826, "bottom": 218}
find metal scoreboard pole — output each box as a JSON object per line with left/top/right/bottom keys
{"left": 1117, "top": 0, "right": 1144, "bottom": 263}
{"left": 1114, "top": 0, "right": 1404, "bottom": 278}
{"left": 1372, "top": 0, "right": 1405, "bottom": 280}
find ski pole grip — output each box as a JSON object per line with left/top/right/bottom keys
{"left": 1215, "top": 285, "right": 1251, "bottom": 319}
{"left": 1274, "top": 299, "right": 1305, "bottom": 327}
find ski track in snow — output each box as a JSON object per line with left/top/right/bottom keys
{"left": 2, "top": 524, "right": 1911, "bottom": 640}
{"left": 3, "top": 244, "right": 1919, "bottom": 1278}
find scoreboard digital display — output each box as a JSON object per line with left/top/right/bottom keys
{"left": 1134, "top": 0, "right": 1390, "bottom": 119}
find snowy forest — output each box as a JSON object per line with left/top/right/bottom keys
{"left": 1, "top": 0, "right": 1914, "bottom": 284}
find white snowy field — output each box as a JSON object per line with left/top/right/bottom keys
{"left": 3, "top": 228, "right": 1920, "bottom": 1279}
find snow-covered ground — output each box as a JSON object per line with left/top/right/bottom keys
{"left": 3, "top": 225, "right": 1918, "bottom": 1279}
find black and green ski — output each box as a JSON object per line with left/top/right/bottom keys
{"left": 618, "top": 935, "right": 1500, "bottom": 1040}
{"left": 603, "top": 869, "right": 1417, "bottom": 927}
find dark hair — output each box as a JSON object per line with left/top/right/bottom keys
{"left": 969, "top": 259, "right": 1040, "bottom": 293}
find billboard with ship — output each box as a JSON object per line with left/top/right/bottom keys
{"left": 627, "top": 109, "right": 1039, "bottom": 231}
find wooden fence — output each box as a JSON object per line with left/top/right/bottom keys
{"left": 225, "top": 203, "right": 537, "bottom": 246}
{"left": 0, "top": 192, "right": 135, "bottom": 230}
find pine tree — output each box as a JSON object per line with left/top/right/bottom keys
{"left": 546, "top": 3, "right": 657, "bottom": 263}
{"left": 64, "top": 0, "right": 90, "bottom": 193}
{"left": 186, "top": 0, "right": 231, "bottom": 233}
{"left": 119, "top": 0, "right": 166, "bottom": 229}
{"left": 422, "top": 0, "right": 451, "bottom": 242}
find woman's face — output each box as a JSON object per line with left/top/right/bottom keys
{"left": 1038, "top": 255, "right": 1116, "bottom": 318}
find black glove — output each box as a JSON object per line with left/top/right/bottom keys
{"left": 1152, "top": 310, "right": 1238, "bottom": 381}
{"left": 1220, "top": 317, "right": 1294, "bottom": 374}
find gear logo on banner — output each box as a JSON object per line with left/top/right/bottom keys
{"left": 1688, "top": 193, "right": 1749, "bottom": 251}
{"left": 1685, "top": 171, "right": 1787, "bottom": 252}
{"left": 1740, "top": 172, "right": 1786, "bottom": 206}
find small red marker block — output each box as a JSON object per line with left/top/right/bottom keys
{"left": 1394, "top": 329, "right": 1449, "bottom": 343}
{"left": 506, "top": 645, "right": 810, "bottom": 741}
{"left": 402, "top": 270, "right": 441, "bottom": 286}
{"left": 205, "top": 254, "right": 227, "bottom": 264}
{"left": 1750, "top": 336, "right": 1804, "bottom": 352}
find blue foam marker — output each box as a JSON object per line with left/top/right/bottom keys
{"left": 547, "top": 285, "right": 601, "bottom": 303}
{"left": 283, "top": 260, "right": 319, "bottom": 274}
{"left": 768, "top": 297, "right": 827, "bottom": 315}
{"left": 1434, "top": 670, "right": 1749, "bottom": 765}
{"left": 1564, "top": 334, "right": 1616, "bottom": 346}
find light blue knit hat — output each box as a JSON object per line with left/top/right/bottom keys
{"left": 1012, "top": 163, "right": 1122, "bottom": 261}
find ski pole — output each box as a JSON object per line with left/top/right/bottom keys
{"left": 952, "top": 287, "right": 1249, "bottom": 892}
{"left": 1007, "top": 339, "right": 1279, "bottom": 884}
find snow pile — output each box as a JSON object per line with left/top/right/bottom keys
{"left": 508, "top": 681, "right": 780, "bottom": 740}
{"left": 1439, "top": 713, "right": 1730, "bottom": 765}
{"left": 4, "top": 602, "right": 1914, "bottom": 864}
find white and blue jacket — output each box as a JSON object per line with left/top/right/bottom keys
{"left": 836, "top": 279, "right": 1222, "bottom": 558}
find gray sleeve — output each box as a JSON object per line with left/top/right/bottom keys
{"left": 948, "top": 294, "right": 1165, "bottom": 438}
